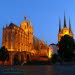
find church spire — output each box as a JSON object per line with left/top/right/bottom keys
{"left": 59, "top": 17, "right": 61, "bottom": 33}
{"left": 64, "top": 12, "right": 67, "bottom": 28}
{"left": 69, "top": 17, "right": 72, "bottom": 33}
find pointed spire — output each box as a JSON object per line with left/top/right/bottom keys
{"left": 59, "top": 17, "right": 61, "bottom": 33}
{"left": 29, "top": 20, "right": 32, "bottom": 26}
{"left": 69, "top": 17, "right": 71, "bottom": 29}
{"left": 64, "top": 12, "right": 67, "bottom": 28}
{"left": 24, "top": 15, "right": 26, "bottom": 21}
{"left": 28, "top": 19, "right": 31, "bottom": 24}
{"left": 6, "top": 23, "right": 8, "bottom": 27}
{"left": 28, "top": 18, "right": 32, "bottom": 28}
{"left": 69, "top": 17, "right": 72, "bottom": 33}
{"left": 3, "top": 25, "right": 4, "bottom": 29}
{"left": 28, "top": 17, "right": 32, "bottom": 25}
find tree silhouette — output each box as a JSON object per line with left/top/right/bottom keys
{"left": 58, "top": 35, "right": 75, "bottom": 61}
{"left": 0, "top": 46, "right": 9, "bottom": 62}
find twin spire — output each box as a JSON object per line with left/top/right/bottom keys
{"left": 59, "top": 14, "right": 72, "bottom": 33}
{"left": 64, "top": 13, "right": 67, "bottom": 28}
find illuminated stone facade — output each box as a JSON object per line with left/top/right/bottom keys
{"left": 1, "top": 16, "right": 50, "bottom": 65}
{"left": 2, "top": 16, "right": 33, "bottom": 52}
{"left": 2, "top": 16, "right": 48, "bottom": 54}
{"left": 58, "top": 16, "right": 73, "bottom": 42}
{"left": 33, "top": 36, "right": 48, "bottom": 56}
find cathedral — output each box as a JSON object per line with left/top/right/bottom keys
{"left": 58, "top": 15, "right": 74, "bottom": 42}
{"left": 1, "top": 16, "right": 49, "bottom": 65}
{"left": 2, "top": 16, "right": 48, "bottom": 54}
{"left": 2, "top": 16, "right": 34, "bottom": 52}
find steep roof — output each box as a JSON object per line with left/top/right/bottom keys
{"left": 9, "top": 23, "right": 18, "bottom": 28}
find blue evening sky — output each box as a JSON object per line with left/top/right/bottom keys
{"left": 0, "top": 0, "right": 75, "bottom": 46}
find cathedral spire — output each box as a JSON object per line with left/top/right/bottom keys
{"left": 28, "top": 19, "right": 30, "bottom": 23}
{"left": 24, "top": 15, "right": 26, "bottom": 21}
{"left": 64, "top": 12, "right": 67, "bottom": 28}
{"left": 6, "top": 23, "right": 8, "bottom": 27}
{"left": 59, "top": 17, "right": 61, "bottom": 33}
{"left": 3, "top": 25, "right": 4, "bottom": 29}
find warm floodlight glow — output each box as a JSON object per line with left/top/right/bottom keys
{"left": 64, "top": 31, "right": 69, "bottom": 35}
{"left": 48, "top": 50, "right": 52, "bottom": 58}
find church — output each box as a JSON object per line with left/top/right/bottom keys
{"left": 58, "top": 15, "right": 74, "bottom": 42}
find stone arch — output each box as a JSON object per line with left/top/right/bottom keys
{"left": 20, "top": 52, "right": 25, "bottom": 63}
{"left": 4, "top": 51, "right": 36, "bottom": 65}
{"left": 26, "top": 53, "right": 31, "bottom": 63}
{"left": 4, "top": 51, "right": 27, "bottom": 65}
{"left": 13, "top": 52, "right": 21, "bottom": 65}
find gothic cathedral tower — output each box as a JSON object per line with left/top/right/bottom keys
{"left": 20, "top": 16, "right": 33, "bottom": 50}
{"left": 58, "top": 14, "right": 74, "bottom": 42}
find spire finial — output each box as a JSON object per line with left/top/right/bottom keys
{"left": 64, "top": 12, "right": 67, "bottom": 28}
{"left": 59, "top": 17, "right": 61, "bottom": 33}
{"left": 24, "top": 14, "right": 26, "bottom": 21}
